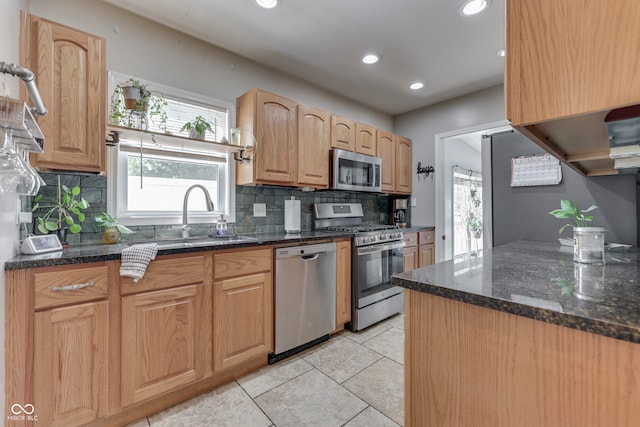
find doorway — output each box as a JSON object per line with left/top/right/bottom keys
{"left": 435, "top": 120, "right": 511, "bottom": 262}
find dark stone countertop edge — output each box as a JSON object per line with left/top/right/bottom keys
{"left": 5, "top": 231, "right": 353, "bottom": 271}
{"left": 393, "top": 276, "right": 640, "bottom": 344}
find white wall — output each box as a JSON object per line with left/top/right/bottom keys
{"left": 27, "top": 0, "right": 393, "bottom": 130}
{"left": 394, "top": 85, "right": 504, "bottom": 228}
{"left": 1, "top": 0, "right": 27, "bottom": 418}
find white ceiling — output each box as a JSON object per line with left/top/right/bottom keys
{"left": 101, "top": 0, "right": 505, "bottom": 115}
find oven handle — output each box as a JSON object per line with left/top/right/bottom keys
{"left": 357, "top": 241, "right": 405, "bottom": 256}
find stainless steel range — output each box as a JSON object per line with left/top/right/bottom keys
{"left": 314, "top": 203, "right": 405, "bottom": 331}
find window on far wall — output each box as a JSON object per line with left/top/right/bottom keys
{"left": 107, "top": 72, "right": 236, "bottom": 226}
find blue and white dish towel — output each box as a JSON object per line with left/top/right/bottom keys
{"left": 120, "top": 243, "right": 158, "bottom": 282}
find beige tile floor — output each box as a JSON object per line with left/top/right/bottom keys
{"left": 128, "top": 313, "right": 405, "bottom": 427}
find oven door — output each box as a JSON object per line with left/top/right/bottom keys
{"left": 353, "top": 240, "right": 405, "bottom": 308}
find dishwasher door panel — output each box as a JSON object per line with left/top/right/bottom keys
{"left": 274, "top": 243, "right": 336, "bottom": 356}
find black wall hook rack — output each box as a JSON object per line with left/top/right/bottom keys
{"left": 417, "top": 162, "right": 434, "bottom": 178}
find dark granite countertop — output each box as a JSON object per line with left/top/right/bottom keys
{"left": 392, "top": 240, "right": 640, "bottom": 344}
{"left": 399, "top": 225, "right": 435, "bottom": 232}
{"left": 5, "top": 231, "right": 353, "bottom": 271}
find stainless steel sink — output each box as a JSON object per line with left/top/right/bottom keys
{"left": 129, "top": 235, "right": 257, "bottom": 250}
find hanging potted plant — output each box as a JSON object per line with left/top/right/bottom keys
{"left": 32, "top": 176, "right": 89, "bottom": 245}
{"left": 549, "top": 199, "right": 605, "bottom": 264}
{"left": 95, "top": 212, "right": 134, "bottom": 244}
{"left": 108, "top": 77, "right": 168, "bottom": 135}
{"left": 180, "top": 115, "right": 214, "bottom": 140}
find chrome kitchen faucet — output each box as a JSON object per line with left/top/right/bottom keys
{"left": 181, "top": 184, "right": 215, "bottom": 238}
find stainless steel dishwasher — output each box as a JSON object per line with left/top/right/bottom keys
{"left": 270, "top": 242, "right": 336, "bottom": 363}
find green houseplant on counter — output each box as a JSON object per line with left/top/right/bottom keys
{"left": 95, "top": 212, "right": 134, "bottom": 244}
{"left": 549, "top": 199, "right": 605, "bottom": 264}
{"left": 32, "top": 176, "right": 89, "bottom": 245}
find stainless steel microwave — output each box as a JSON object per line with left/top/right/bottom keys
{"left": 331, "top": 149, "right": 382, "bottom": 192}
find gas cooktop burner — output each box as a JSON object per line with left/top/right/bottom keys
{"left": 326, "top": 224, "right": 398, "bottom": 233}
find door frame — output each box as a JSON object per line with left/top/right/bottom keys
{"left": 434, "top": 120, "right": 511, "bottom": 262}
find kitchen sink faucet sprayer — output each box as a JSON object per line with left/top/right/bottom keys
{"left": 181, "top": 184, "right": 215, "bottom": 238}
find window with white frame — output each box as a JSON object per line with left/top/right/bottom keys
{"left": 107, "top": 72, "right": 236, "bottom": 226}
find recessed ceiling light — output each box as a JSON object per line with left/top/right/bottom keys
{"left": 362, "top": 54, "right": 379, "bottom": 65}
{"left": 410, "top": 82, "right": 424, "bottom": 90}
{"left": 256, "top": 0, "right": 279, "bottom": 9}
{"left": 460, "top": 0, "right": 489, "bottom": 16}
{"left": 497, "top": 49, "right": 506, "bottom": 57}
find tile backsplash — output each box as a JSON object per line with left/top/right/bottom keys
{"left": 27, "top": 172, "right": 409, "bottom": 245}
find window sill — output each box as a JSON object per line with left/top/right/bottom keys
{"left": 108, "top": 125, "right": 242, "bottom": 156}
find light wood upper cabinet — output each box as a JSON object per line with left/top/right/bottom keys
{"left": 395, "top": 136, "right": 412, "bottom": 194}
{"left": 377, "top": 130, "right": 396, "bottom": 193}
{"left": 298, "top": 104, "right": 330, "bottom": 188}
{"left": 213, "top": 248, "right": 273, "bottom": 372}
{"left": 331, "top": 115, "right": 356, "bottom": 152}
{"left": 335, "top": 239, "right": 352, "bottom": 330}
{"left": 34, "top": 300, "right": 109, "bottom": 426}
{"left": 355, "top": 122, "right": 377, "bottom": 156}
{"left": 506, "top": 0, "right": 640, "bottom": 125}
{"left": 21, "top": 12, "right": 106, "bottom": 173}
{"left": 505, "top": 0, "right": 640, "bottom": 176}
{"left": 237, "top": 88, "right": 297, "bottom": 185}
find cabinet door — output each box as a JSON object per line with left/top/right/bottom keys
{"left": 22, "top": 13, "right": 106, "bottom": 172}
{"left": 419, "top": 244, "right": 435, "bottom": 267}
{"left": 298, "top": 105, "right": 330, "bottom": 188}
{"left": 506, "top": 0, "right": 640, "bottom": 125}
{"left": 355, "top": 122, "right": 377, "bottom": 156}
{"left": 121, "top": 284, "right": 209, "bottom": 406}
{"left": 396, "top": 136, "right": 412, "bottom": 194}
{"left": 377, "top": 131, "right": 396, "bottom": 193}
{"left": 331, "top": 115, "right": 356, "bottom": 152}
{"left": 34, "top": 301, "right": 109, "bottom": 426}
{"left": 213, "top": 272, "right": 273, "bottom": 371}
{"left": 335, "top": 239, "right": 352, "bottom": 329}
{"left": 255, "top": 90, "right": 298, "bottom": 184}
{"left": 403, "top": 246, "right": 418, "bottom": 272}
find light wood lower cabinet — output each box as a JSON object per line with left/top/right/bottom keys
{"left": 213, "top": 248, "right": 273, "bottom": 371}
{"left": 6, "top": 262, "right": 115, "bottom": 427}
{"left": 403, "top": 232, "right": 418, "bottom": 272}
{"left": 335, "top": 239, "right": 352, "bottom": 330}
{"left": 34, "top": 300, "right": 109, "bottom": 426}
{"left": 6, "top": 246, "right": 277, "bottom": 426}
{"left": 121, "top": 284, "right": 210, "bottom": 406}
{"left": 418, "top": 229, "right": 435, "bottom": 267}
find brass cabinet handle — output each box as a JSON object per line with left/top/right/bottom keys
{"left": 51, "top": 281, "right": 95, "bottom": 292}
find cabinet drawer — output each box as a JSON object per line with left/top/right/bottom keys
{"left": 121, "top": 255, "right": 206, "bottom": 295}
{"left": 403, "top": 232, "right": 418, "bottom": 247}
{"left": 34, "top": 264, "right": 109, "bottom": 310}
{"left": 418, "top": 229, "right": 435, "bottom": 245}
{"left": 214, "top": 248, "right": 272, "bottom": 280}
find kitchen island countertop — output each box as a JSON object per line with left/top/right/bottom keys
{"left": 5, "top": 231, "right": 353, "bottom": 271}
{"left": 393, "top": 240, "right": 640, "bottom": 344}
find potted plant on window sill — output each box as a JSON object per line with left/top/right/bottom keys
{"left": 95, "top": 212, "right": 134, "bottom": 244}
{"left": 549, "top": 199, "right": 605, "bottom": 264}
{"left": 181, "top": 116, "right": 214, "bottom": 140}
{"left": 32, "top": 176, "right": 89, "bottom": 246}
